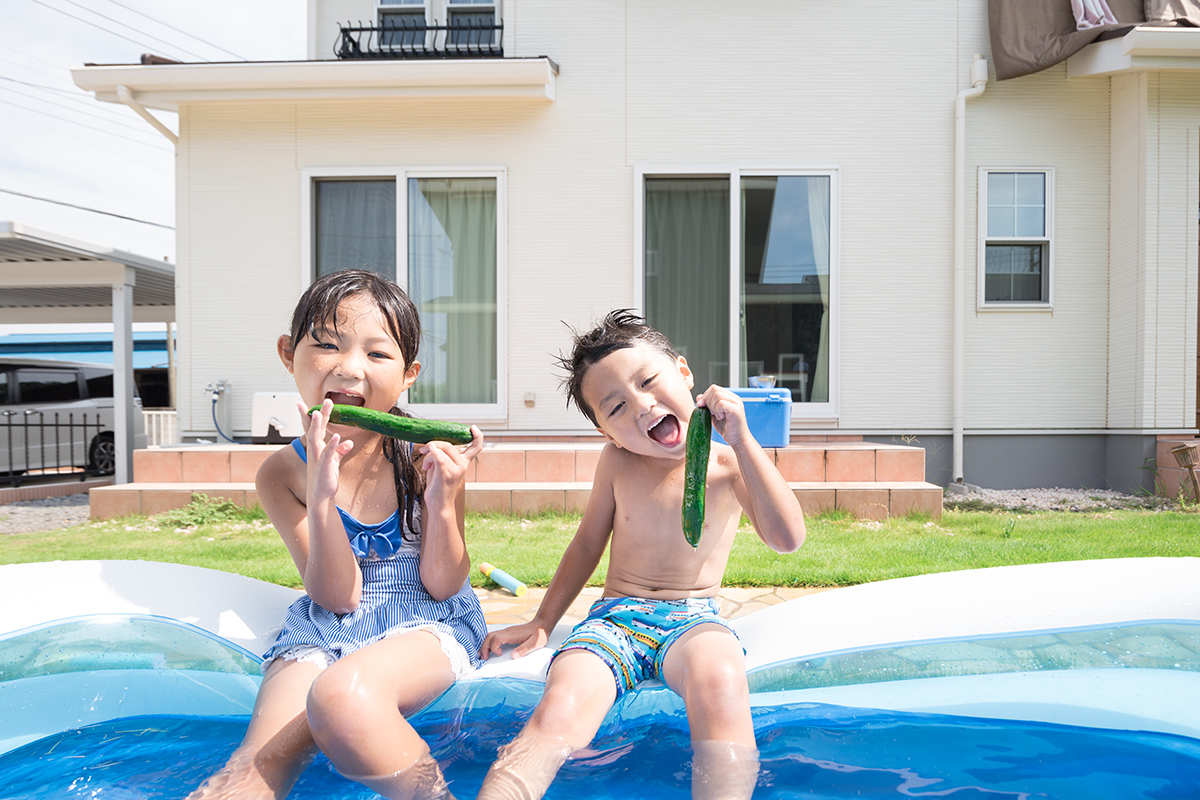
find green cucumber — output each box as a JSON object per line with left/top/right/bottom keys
{"left": 681, "top": 406, "right": 712, "bottom": 549}
{"left": 309, "top": 404, "right": 472, "bottom": 445}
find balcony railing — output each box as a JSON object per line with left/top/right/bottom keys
{"left": 335, "top": 19, "right": 504, "bottom": 60}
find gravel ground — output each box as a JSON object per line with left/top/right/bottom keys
{"left": 0, "top": 493, "right": 92, "bottom": 535}
{"left": 0, "top": 485, "right": 1179, "bottom": 536}
{"left": 944, "top": 486, "right": 1177, "bottom": 513}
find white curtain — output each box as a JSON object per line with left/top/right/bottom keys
{"left": 808, "top": 177, "right": 831, "bottom": 404}
{"left": 644, "top": 179, "right": 730, "bottom": 387}
{"left": 315, "top": 180, "right": 397, "bottom": 279}
{"left": 407, "top": 178, "right": 497, "bottom": 405}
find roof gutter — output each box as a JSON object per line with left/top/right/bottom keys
{"left": 116, "top": 84, "right": 178, "bottom": 145}
{"left": 953, "top": 55, "right": 987, "bottom": 486}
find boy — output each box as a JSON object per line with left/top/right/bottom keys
{"left": 478, "top": 310, "right": 806, "bottom": 800}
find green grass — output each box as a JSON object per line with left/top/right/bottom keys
{"left": 2, "top": 496, "right": 1199, "bottom": 590}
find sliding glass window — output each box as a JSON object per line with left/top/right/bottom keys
{"left": 309, "top": 170, "right": 505, "bottom": 420}
{"left": 642, "top": 170, "right": 837, "bottom": 414}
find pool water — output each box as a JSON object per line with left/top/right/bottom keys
{"left": 2, "top": 688, "right": 1199, "bottom": 799}
{"left": 2, "top": 615, "right": 1200, "bottom": 798}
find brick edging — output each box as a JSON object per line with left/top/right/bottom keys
{"left": 0, "top": 478, "right": 114, "bottom": 507}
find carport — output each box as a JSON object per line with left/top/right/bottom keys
{"left": 0, "top": 222, "right": 175, "bottom": 484}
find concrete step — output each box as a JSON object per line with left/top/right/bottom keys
{"left": 89, "top": 480, "right": 944, "bottom": 521}
{"left": 132, "top": 440, "right": 930, "bottom": 485}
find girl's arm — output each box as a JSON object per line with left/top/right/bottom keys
{"left": 296, "top": 401, "right": 364, "bottom": 614}
{"left": 480, "top": 448, "right": 617, "bottom": 659}
{"left": 417, "top": 426, "right": 485, "bottom": 601}
{"left": 700, "top": 386, "right": 806, "bottom": 554}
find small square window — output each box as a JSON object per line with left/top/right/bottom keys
{"left": 980, "top": 169, "right": 1052, "bottom": 305}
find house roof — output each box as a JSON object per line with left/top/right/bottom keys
{"left": 71, "top": 57, "right": 559, "bottom": 111}
{"left": 0, "top": 222, "right": 175, "bottom": 324}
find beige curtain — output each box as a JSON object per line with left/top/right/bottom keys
{"left": 407, "top": 178, "right": 497, "bottom": 405}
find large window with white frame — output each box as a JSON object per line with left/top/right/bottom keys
{"left": 306, "top": 168, "right": 506, "bottom": 421}
{"left": 637, "top": 169, "right": 839, "bottom": 416}
{"left": 979, "top": 168, "right": 1053, "bottom": 306}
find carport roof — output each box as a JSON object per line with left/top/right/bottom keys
{"left": 0, "top": 222, "right": 174, "bottom": 324}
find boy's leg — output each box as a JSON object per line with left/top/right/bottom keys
{"left": 478, "top": 648, "right": 618, "bottom": 800}
{"left": 305, "top": 631, "right": 457, "bottom": 799}
{"left": 186, "top": 657, "right": 323, "bottom": 800}
{"left": 661, "top": 623, "right": 759, "bottom": 800}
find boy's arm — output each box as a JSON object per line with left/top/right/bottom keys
{"left": 479, "top": 448, "right": 618, "bottom": 659}
{"left": 700, "top": 386, "right": 806, "bottom": 554}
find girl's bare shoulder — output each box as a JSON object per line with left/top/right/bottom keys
{"left": 255, "top": 441, "right": 306, "bottom": 497}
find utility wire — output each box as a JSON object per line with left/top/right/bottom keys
{"left": 0, "top": 97, "right": 174, "bottom": 152}
{"left": 1, "top": 103, "right": 173, "bottom": 175}
{"left": 28, "top": 0, "right": 185, "bottom": 62}
{"left": 0, "top": 187, "right": 174, "bottom": 229}
{"left": 99, "top": 0, "right": 247, "bottom": 61}
{"left": 55, "top": 0, "right": 209, "bottom": 62}
{"left": 0, "top": 73, "right": 150, "bottom": 126}
{"left": 0, "top": 80, "right": 171, "bottom": 141}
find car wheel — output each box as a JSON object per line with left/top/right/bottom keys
{"left": 89, "top": 433, "right": 116, "bottom": 475}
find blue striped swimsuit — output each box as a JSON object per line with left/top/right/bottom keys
{"left": 262, "top": 439, "right": 487, "bottom": 670}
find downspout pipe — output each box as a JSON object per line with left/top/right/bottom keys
{"left": 116, "top": 85, "right": 178, "bottom": 145}
{"left": 953, "top": 54, "right": 988, "bottom": 485}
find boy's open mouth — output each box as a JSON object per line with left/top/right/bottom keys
{"left": 648, "top": 414, "right": 681, "bottom": 447}
{"left": 326, "top": 392, "right": 364, "bottom": 407}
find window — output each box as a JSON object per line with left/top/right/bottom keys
{"left": 980, "top": 169, "right": 1052, "bottom": 305}
{"left": 447, "top": 0, "right": 496, "bottom": 46}
{"left": 306, "top": 168, "right": 506, "bottom": 420}
{"left": 639, "top": 169, "right": 838, "bottom": 415}
{"left": 378, "top": 0, "right": 428, "bottom": 48}
{"left": 17, "top": 369, "right": 80, "bottom": 404}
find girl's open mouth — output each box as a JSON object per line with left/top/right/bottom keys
{"left": 326, "top": 392, "right": 364, "bottom": 406}
{"left": 648, "top": 414, "right": 682, "bottom": 447}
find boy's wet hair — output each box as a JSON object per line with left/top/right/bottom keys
{"left": 557, "top": 309, "right": 679, "bottom": 425}
{"left": 286, "top": 268, "right": 425, "bottom": 539}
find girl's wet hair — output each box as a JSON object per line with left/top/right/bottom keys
{"left": 288, "top": 269, "right": 425, "bottom": 540}
{"left": 556, "top": 309, "right": 679, "bottom": 426}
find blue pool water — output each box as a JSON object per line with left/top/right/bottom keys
{"left": 1, "top": 615, "right": 1199, "bottom": 798}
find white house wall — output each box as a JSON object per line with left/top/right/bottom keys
{"left": 966, "top": 63, "right": 1112, "bottom": 431}
{"left": 1106, "top": 71, "right": 1200, "bottom": 431}
{"left": 173, "top": 0, "right": 1196, "bottom": 439}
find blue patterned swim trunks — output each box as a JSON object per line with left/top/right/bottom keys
{"left": 553, "top": 596, "right": 738, "bottom": 696}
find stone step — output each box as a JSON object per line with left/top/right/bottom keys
{"left": 89, "top": 480, "right": 943, "bottom": 521}
{"left": 132, "top": 441, "right": 929, "bottom": 485}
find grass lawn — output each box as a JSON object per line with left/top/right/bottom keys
{"left": 1, "top": 496, "right": 1198, "bottom": 590}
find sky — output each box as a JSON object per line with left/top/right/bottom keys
{"left": 0, "top": 0, "right": 306, "bottom": 334}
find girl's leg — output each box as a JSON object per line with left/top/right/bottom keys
{"left": 186, "top": 657, "right": 323, "bottom": 800}
{"left": 661, "top": 624, "right": 759, "bottom": 800}
{"left": 477, "top": 648, "right": 618, "bottom": 800}
{"left": 305, "top": 630, "right": 457, "bottom": 799}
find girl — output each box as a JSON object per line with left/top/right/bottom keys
{"left": 189, "top": 269, "right": 485, "bottom": 800}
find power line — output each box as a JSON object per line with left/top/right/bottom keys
{"left": 1, "top": 103, "right": 173, "bottom": 175}
{"left": 0, "top": 187, "right": 174, "bottom": 229}
{"left": 55, "top": 0, "right": 210, "bottom": 62}
{"left": 99, "top": 0, "right": 247, "bottom": 61}
{"left": 0, "top": 72, "right": 152, "bottom": 126}
{"left": 0, "top": 79, "right": 172, "bottom": 142}
{"left": 0, "top": 97, "right": 174, "bottom": 152}
{"left": 28, "top": 0, "right": 186, "bottom": 62}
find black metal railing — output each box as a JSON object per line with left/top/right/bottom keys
{"left": 0, "top": 410, "right": 110, "bottom": 487}
{"left": 335, "top": 19, "right": 504, "bottom": 60}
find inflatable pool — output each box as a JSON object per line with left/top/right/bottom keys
{"left": 1, "top": 557, "right": 1198, "bottom": 798}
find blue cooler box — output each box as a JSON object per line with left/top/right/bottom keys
{"left": 711, "top": 387, "right": 792, "bottom": 448}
